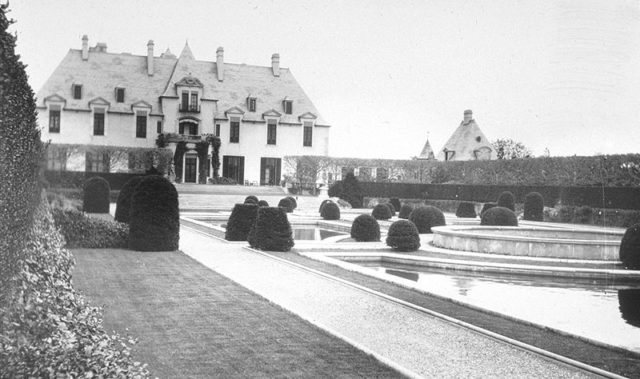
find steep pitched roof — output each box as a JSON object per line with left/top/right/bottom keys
{"left": 437, "top": 118, "right": 495, "bottom": 161}
{"left": 416, "top": 138, "right": 435, "bottom": 160}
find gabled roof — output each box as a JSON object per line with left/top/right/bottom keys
{"left": 416, "top": 138, "right": 435, "bottom": 160}
{"left": 437, "top": 117, "right": 495, "bottom": 161}
{"left": 131, "top": 100, "right": 152, "bottom": 109}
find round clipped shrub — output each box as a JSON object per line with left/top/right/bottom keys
{"left": 480, "top": 202, "right": 497, "bottom": 216}
{"left": 278, "top": 197, "right": 295, "bottom": 213}
{"left": 350, "top": 214, "right": 380, "bottom": 242}
{"left": 248, "top": 207, "right": 294, "bottom": 252}
{"left": 386, "top": 220, "right": 420, "bottom": 251}
{"left": 481, "top": 206, "right": 518, "bottom": 226}
{"left": 523, "top": 192, "right": 544, "bottom": 221}
{"left": 620, "top": 224, "right": 640, "bottom": 269}
{"left": 497, "top": 191, "right": 515, "bottom": 211}
{"left": 129, "top": 176, "right": 179, "bottom": 251}
{"left": 389, "top": 198, "right": 401, "bottom": 213}
{"left": 409, "top": 205, "right": 446, "bottom": 233}
{"left": 83, "top": 176, "right": 110, "bottom": 213}
{"left": 244, "top": 195, "right": 259, "bottom": 204}
{"left": 319, "top": 199, "right": 334, "bottom": 213}
{"left": 372, "top": 203, "right": 392, "bottom": 220}
{"left": 398, "top": 204, "right": 414, "bottom": 219}
{"left": 258, "top": 200, "right": 269, "bottom": 207}
{"left": 114, "top": 176, "right": 145, "bottom": 223}
{"left": 286, "top": 196, "right": 298, "bottom": 209}
{"left": 384, "top": 202, "right": 396, "bottom": 217}
{"left": 321, "top": 201, "right": 340, "bottom": 220}
{"left": 618, "top": 289, "right": 640, "bottom": 327}
{"left": 225, "top": 203, "right": 259, "bottom": 241}
{"left": 455, "top": 202, "right": 477, "bottom": 218}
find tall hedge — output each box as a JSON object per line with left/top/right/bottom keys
{"left": 114, "top": 176, "right": 145, "bottom": 223}
{"left": 226, "top": 203, "right": 259, "bottom": 241}
{"left": 0, "top": 4, "right": 43, "bottom": 300}
{"left": 129, "top": 176, "right": 179, "bottom": 251}
{"left": 83, "top": 176, "right": 111, "bottom": 213}
{"left": 248, "top": 207, "right": 294, "bottom": 252}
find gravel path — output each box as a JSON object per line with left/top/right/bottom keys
{"left": 181, "top": 228, "right": 596, "bottom": 378}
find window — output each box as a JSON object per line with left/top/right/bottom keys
{"left": 180, "top": 91, "right": 199, "bottom": 112}
{"left": 136, "top": 112, "right": 147, "bottom": 138}
{"left": 283, "top": 99, "right": 293, "bottom": 114}
{"left": 48, "top": 106, "right": 61, "bottom": 133}
{"left": 181, "top": 92, "right": 189, "bottom": 109}
{"left": 157, "top": 120, "right": 162, "bottom": 133}
{"left": 267, "top": 120, "right": 277, "bottom": 145}
{"left": 72, "top": 84, "right": 82, "bottom": 99}
{"left": 444, "top": 150, "right": 455, "bottom": 161}
{"left": 215, "top": 123, "right": 221, "bottom": 137}
{"left": 179, "top": 121, "right": 198, "bottom": 135}
{"left": 247, "top": 97, "right": 257, "bottom": 112}
{"left": 230, "top": 119, "right": 240, "bottom": 143}
{"left": 190, "top": 93, "right": 198, "bottom": 110}
{"left": 222, "top": 155, "right": 245, "bottom": 183}
{"left": 303, "top": 122, "right": 312, "bottom": 147}
{"left": 115, "top": 88, "right": 125, "bottom": 103}
{"left": 93, "top": 109, "right": 105, "bottom": 136}
{"left": 85, "top": 151, "right": 109, "bottom": 172}
{"left": 46, "top": 148, "right": 67, "bottom": 170}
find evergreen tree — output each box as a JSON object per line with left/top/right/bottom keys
{"left": 340, "top": 172, "right": 363, "bottom": 208}
{"left": 0, "top": 3, "right": 43, "bottom": 299}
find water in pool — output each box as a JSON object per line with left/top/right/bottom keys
{"left": 358, "top": 262, "right": 640, "bottom": 353}
{"left": 292, "top": 226, "right": 345, "bottom": 240}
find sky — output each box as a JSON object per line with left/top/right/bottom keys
{"left": 8, "top": 0, "right": 640, "bottom": 159}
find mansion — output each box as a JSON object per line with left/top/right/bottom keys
{"left": 37, "top": 36, "right": 330, "bottom": 185}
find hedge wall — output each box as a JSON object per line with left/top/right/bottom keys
{"left": 45, "top": 171, "right": 145, "bottom": 190}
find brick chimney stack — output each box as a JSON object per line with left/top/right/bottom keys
{"left": 271, "top": 53, "right": 280, "bottom": 77}
{"left": 216, "top": 47, "right": 224, "bottom": 81}
{"left": 463, "top": 109, "right": 473, "bottom": 123}
{"left": 82, "top": 35, "right": 89, "bottom": 60}
{"left": 147, "top": 40, "right": 154, "bottom": 76}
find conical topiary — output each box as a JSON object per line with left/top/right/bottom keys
{"left": 129, "top": 176, "right": 179, "bottom": 251}
{"left": 248, "top": 207, "right": 294, "bottom": 252}
{"left": 226, "top": 203, "right": 259, "bottom": 241}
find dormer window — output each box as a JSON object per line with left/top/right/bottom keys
{"left": 247, "top": 97, "right": 257, "bottom": 112}
{"left": 444, "top": 150, "right": 455, "bottom": 161}
{"left": 72, "top": 84, "right": 82, "bottom": 99}
{"left": 115, "top": 87, "right": 125, "bottom": 103}
{"left": 283, "top": 99, "right": 293, "bottom": 114}
{"left": 180, "top": 90, "right": 200, "bottom": 112}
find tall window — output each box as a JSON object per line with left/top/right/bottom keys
{"left": 46, "top": 148, "right": 67, "bottom": 170}
{"left": 136, "top": 112, "right": 147, "bottom": 138}
{"left": 157, "top": 120, "right": 162, "bottom": 133}
{"left": 115, "top": 87, "right": 125, "bottom": 103}
{"left": 85, "top": 151, "right": 109, "bottom": 172}
{"left": 93, "top": 109, "right": 105, "bottom": 136}
{"left": 48, "top": 106, "right": 61, "bottom": 133}
{"left": 303, "top": 122, "right": 312, "bottom": 147}
{"left": 190, "top": 93, "right": 198, "bottom": 110}
{"left": 180, "top": 91, "right": 199, "bottom": 112}
{"left": 215, "top": 123, "right": 221, "bottom": 137}
{"left": 181, "top": 92, "right": 189, "bottom": 110}
{"left": 72, "top": 84, "right": 82, "bottom": 99}
{"left": 267, "top": 120, "right": 277, "bottom": 145}
{"left": 283, "top": 99, "right": 293, "bottom": 114}
{"left": 230, "top": 119, "right": 240, "bottom": 143}
{"left": 248, "top": 97, "right": 257, "bottom": 112}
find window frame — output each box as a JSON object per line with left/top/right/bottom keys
{"left": 48, "top": 106, "right": 61, "bottom": 133}
{"left": 267, "top": 119, "right": 277, "bottom": 145}
{"left": 247, "top": 97, "right": 257, "bottom": 112}
{"left": 135, "top": 111, "right": 147, "bottom": 139}
{"left": 115, "top": 87, "right": 125, "bottom": 103}
{"left": 72, "top": 84, "right": 82, "bottom": 100}
{"left": 283, "top": 99, "right": 293, "bottom": 115}
{"left": 230, "top": 119, "right": 240, "bottom": 143}
{"left": 303, "top": 121, "right": 313, "bottom": 147}
{"left": 93, "top": 108, "right": 106, "bottom": 136}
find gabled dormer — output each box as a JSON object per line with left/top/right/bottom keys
{"left": 176, "top": 75, "right": 203, "bottom": 113}
{"left": 298, "top": 112, "right": 317, "bottom": 122}
{"left": 262, "top": 109, "right": 282, "bottom": 119}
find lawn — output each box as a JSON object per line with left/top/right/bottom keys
{"left": 72, "top": 248, "right": 404, "bottom": 378}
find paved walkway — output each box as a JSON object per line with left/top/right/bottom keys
{"left": 180, "top": 228, "right": 595, "bottom": 378}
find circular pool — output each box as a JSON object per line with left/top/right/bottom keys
{"left": 431, "top": 225, "right": 624, "bottom": 261}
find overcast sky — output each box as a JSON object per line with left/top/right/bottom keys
{"left": 9, "top": 0, "right": 640, "bottom": 159}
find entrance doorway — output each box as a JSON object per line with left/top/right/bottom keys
{"left": 222, "top": 155, "right": 244, "bottom": 183}
{"left": 184, "top": 155, "right": 197, "bottom": 183}
{"left": 260, "top": 157, "right": 281, "bottom": 185}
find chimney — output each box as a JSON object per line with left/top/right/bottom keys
{"left": 463, "top": 109, "right": 473, "bottom": 123}
{"left": 271, "top": 53, "right": 280, "bottom": 77}
{"left": 82, "top": 35, "right": 89, "bottom": 60}
{"left": 147, "top": 40, "right": 154, "bottom": 76}
{"left": 216, "top": 47, "right": 224, "bottom": 81}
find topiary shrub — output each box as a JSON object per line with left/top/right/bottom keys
{"left": 480, "top": 202, "right": 497, "bottom": 216}
{"left": 321, "top": 201, "right": 340, "bottom": 220}
{"left": 523, "top": 192, "right": 544, "bottom": 221}
{"left": 574, "top": 206, "right": 594, "bottom": 224}
{"left": 245, "top": 195, "right": 259, "bottom": 204}
{"left": 350, "top": 214, "right": 380, "bottom": 242}
{"left": 225, "top": 203, "right": 259, "bottom": 241}
{"left": 248, "top": 207, "right": 294, "bottom": 252}
{"left": 114, "top": 176, "right": 145, "bottom": 223}
{"left": 286, "top": 196, "right": 298, "bottom": 210}
{"left": 258, "top": 200, "right": 269, "bottom": 207}
{"left": 341, "top": 172, "right": 363, "bottom": 208}
{"left": 409, "top": 206, "right": 446, "bottom": 233}
{"left": 52, "top": 208, "right": 128, "bottom": 248}
{"left": 398, "top": 204, "right": 414, "bottom": 219}
{"left": 129, "top": 176, "right": 179, "bottom": 251}
{"left": 328, "top": 181, "right": 343, "bottom": 198}
{"left": 372, "top": 203, "right": 392, "bottom": 220}
{"left": 497, "top": 191, "right": 515, "bottom": 211}
{"left": 481, "top": 206, "right": 518, "bottom": 226}
{"left": 319, "top": 199, "right": 334, "bottom": 213}
{"left": 384, "top": 202, "right": 396, "bottom": 217}
{"left": 620, "top": 224, "right": 640, "bottom": 270}
{"left": 386, "top": 220, "right": 421, "bottom": 252}
{"left": 389, "top": 198, "right": 401, "bottom": 213}
{"left": 278, "top": 197, "right": 295, "bottom": 213}
{"left": 83, "top": 176, "right": 110, "bottom": 213}
{"left": 456, "top": 202, "right": 477, "bottom": 218}
{"left": 618, "top": 289, "right": 640, "bottom": 327}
